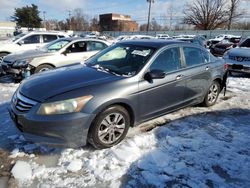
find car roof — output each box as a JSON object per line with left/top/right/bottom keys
{"left": 118, "top": 39, "right": 185, "bottom": 49}
{"left": 58, "top": 37, "right": 111, "bottom": 44}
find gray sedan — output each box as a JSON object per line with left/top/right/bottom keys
{"left": 9, "top": 40, "right": 227, "bottom": 149}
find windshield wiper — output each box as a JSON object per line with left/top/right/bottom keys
{"left": 90, "top": 64, "right": 122, "bottom": 76}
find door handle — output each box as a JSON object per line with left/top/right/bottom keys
{"left": 176, "top": 75, "right": 184, "bottom": 80}
{"left": 205, "top": 66, "right": 210, "bottom": 71}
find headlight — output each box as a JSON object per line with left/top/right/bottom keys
{"left": 37, "top": 95, "right": 93, "bottom": 115}
{"left": 13, "top": 58, "right": 33, "bottom": 68}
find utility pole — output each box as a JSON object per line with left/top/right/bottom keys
{"left": 43, "top": 11, "right": 46, "bottom": 29}
{"left": 147, "top": 0, "right": 154, "bottom": 32}
{"left": 68, "top": 10, "right": 71, "bottom": 30}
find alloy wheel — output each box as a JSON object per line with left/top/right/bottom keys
{"left": 98, "top": 113, "right": 126, "bottom": 144}
{"left": 207, "top": 83, "right": 219, "bottom": 104}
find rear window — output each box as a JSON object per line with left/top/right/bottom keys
{"left": 183, "top": 47, "right": 204, "bottom": 67}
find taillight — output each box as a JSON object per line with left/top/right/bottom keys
{"left": 224, "top": 64, "right": 228, "bottom": 70}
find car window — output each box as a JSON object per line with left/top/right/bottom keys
{"left": 43, "top": 35, "right": 58, "bottom": 43}
{"left": 240, "top": 38, "right": 250, "bottom": 48}
{"left": 183, "top": 47, "right": 203, "bottom": 67}
{"left": 150, "top": 47, "right": 181, "bottom": 73}
{"left": 87, "top": 41, "right": 107, "bottom": 51}
{"left": 203, "top": 50, "right": 210, "bottom": 63}
{"left": 58, "top": 35, "right": 66, "bottom": 38}
{"left": 67, "top": 41, "right": 87, "bottom": 53}
{"left": 22, "top": 34, "right": 40, "bottom": 44}
{"left": 46, "top": 40, "right": 70, "bottom": 52}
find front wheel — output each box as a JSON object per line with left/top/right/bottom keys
{"left": 203, "top": 81, "right": 220, "bottom": 107}
{"left": 88, "top": 105, "right": 130, "bottom": 149}
{"left": 35, "top": 64, "right": 54, "bottom": 73}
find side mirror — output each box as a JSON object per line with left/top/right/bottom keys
{"left": 17, "top": 40, "right": 24, "bottom": 46}
{"left": 144, "top": 69, "right": 166, "bottom": 81}
{"left": 62, "top": 49, "right": 70, "bottom": 56}
{"left": 232, "top": 44, "right": 237, "bottom": 48}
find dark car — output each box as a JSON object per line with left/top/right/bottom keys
{"left": 210, "top": 37, "right": 241, "bottom": 57}
{"left": 9, "top": 40, "right": 227, "bottom": 149}
{"left": 223, "top": 37, "right": 250, "bottom": 75}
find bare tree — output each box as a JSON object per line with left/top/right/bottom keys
{"left": 183, "top": 0, "right": 229, "bottom": 30}
{"left": 69, "top": 9, "right": 89, "bottom": 31}
{"left": 227, "top": 0, "right": 242, "bottom": 30}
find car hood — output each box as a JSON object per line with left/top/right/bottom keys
{"left": 3, "top": 49, "right": 54, "bottom": 63}
{"left": 227, "top": 47, "right": 250, "bottom": 57}
{"left": 19, "top": 65, "right": 120, "bottom": 102}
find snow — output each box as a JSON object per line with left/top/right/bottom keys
{"left": 11, "top": 161, "right": 32, "bottom": 180}
{"left": 0, "top": 76, "right": 250, "bottom": 187}
{"left": 66, "top": 159, "right": 83, "bottom": 172}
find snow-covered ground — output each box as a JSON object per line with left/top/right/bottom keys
{"left": 0, "top": 77, "right": 249, "bottom": 188}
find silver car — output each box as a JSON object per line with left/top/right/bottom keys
{"left": 1, "top": 38, "right": 110, "bottom": 79}
{"left": 223, "top": 37, "right": 250, "bottom": 75}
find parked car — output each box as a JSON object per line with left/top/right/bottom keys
{"left": 176, "top": 36, "right": 207, "bottom": 47}
{"left": 207, "top": 34, "right": 241, "bottom": 48}
{"left": 9, "top": 40, "right": 227, "bottom": 149}
{"left": 156, "top": 34, "right": 171, "bottom": 39}
{"left": 1, "top": 38, "right": 110, "bottom": 80}
{"left": 210, "top": 37, "right": 241, "bottom": 57}
{"left": 223, "top": 37, "right": 250, "bottom": 75}
{"left": 0, "top": 31, "right": 69, "bottom": 63}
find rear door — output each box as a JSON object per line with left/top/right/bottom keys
{"left": 138, "top": 47, "right": 188, "bottom": 121}
{"left": 181, "top": 46, "right": 212, "bottom": 104}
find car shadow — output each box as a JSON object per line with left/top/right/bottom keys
{"left": 120, "top": 108, "right": 250, "bottom": 188}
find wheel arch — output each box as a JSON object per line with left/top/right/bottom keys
{"left": 92, "top": 101, "right": 136, "bottom": 127}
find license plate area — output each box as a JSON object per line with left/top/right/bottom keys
{"left": 232, "top": 64, "right": 243, "bottom": 70}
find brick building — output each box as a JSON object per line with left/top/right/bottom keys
{"left": 99, "top": 13, "right": 138, "bottom": 32}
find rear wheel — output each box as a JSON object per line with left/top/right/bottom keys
{"left": 35, "top": 64, "right": 54, "bottom": 73}
{"left": 88, "top": 105, "right": 130, "bottom": 149}
{"left": 203, "top": 81, "right": 220, "bottom": 107}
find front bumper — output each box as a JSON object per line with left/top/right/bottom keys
{"left": 1, "top": 63, "right": 21, "bottom": 75}
{"left": 8, "top": 103, "right": 95, "bottom": 148}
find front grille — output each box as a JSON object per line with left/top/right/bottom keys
{"left": 12, "top": 92, "right": 37, "bottom": 112}
{"left": 229, "top": 56, "right": 250, "bottom": 62}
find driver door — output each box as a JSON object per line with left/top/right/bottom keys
{"left": 138, "top": 47, "right": 187, "bottom": 121}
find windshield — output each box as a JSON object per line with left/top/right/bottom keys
{"left": 86, "top": 44, "right": 155, "bottom": 76}
{"left": 12, "top": 33, "right": 26, "bottom": 42}
{"left": 239, "top": 38, "right": 250, "bottom": 48}
{"left": 43, "top": 39, "right": 70, "bottom": 52}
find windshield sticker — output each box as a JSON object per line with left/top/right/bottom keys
{"left": 131, "top": 50, "right": 150, "bottom": 57}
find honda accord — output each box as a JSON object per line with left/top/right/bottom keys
{"left": 9, "top": 40, "right": 227, "bottom": 149}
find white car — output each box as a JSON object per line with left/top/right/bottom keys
{"left": 0, "top": 31, "right": 69, "bottom": 62}
{"left": 156, "top": 34, "right": 171, "bottom": 39}
{"left": 2, "top": 38, "right": 111, "bottom": 80}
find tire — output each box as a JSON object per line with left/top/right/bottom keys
{"left": 202, "top": 81, "right": 220, "bottom": 107}
{"left": 88, "top": 105, "right": 130, "bottom": 149}
{"left": 0, "top": 52, "right": 9, "bottom": 62}
{"left": 35, "top": 64, "right": 54, "bottom": 73}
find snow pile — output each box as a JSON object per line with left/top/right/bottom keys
{"left": 0, "top": 77, "right": 249, "bottom": 187}
{"left": 11, "top": 161, "right": 32, "bottom": 180}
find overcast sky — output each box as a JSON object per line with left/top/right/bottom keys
{"left": 0, "top": 0, "right": 249, "bottom": 24}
